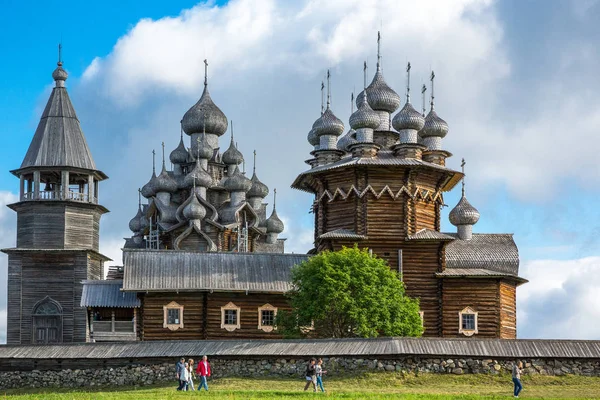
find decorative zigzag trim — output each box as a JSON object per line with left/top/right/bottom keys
{"left": 317, "top": 184, "right": 444, "bottom": 203}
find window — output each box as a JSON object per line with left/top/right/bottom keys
{"left": 163, "top": 301, "right": 184, "bottom": 331}
{"left": 258, "top": 304, "right": 278, "bottom": 332}
{"left": 221, "top": 302, "right": 241, "bottom": 332}
{"left": 458, "top": 307, "right": 478, "bottom": 336}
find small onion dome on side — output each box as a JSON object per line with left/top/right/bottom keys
{"left": 141, "top": 171, "right": 157, "bottom": 198}
{"left": 223, "top": 166, "right": 252, "bottom": 192}
{"left": 337, "top": 129, "right": 357, "bottom": 152}
{"left": 247, "top": 172, "right": 269, "bottom": 199}
{"left": 393, "top": 102, "right": 425, "bottom": 131}
{"left": 313, "top": 108, "right": 345, "bottom": 138}
{"left": 184, "top": 159, "right": 213, "bottom": 188}
{"left": 182, "top": 192, "right": 207, "bottom": 220}
{"left": 356, "top": 70, "right": 401, "bottom": 113}
{"left": 52, "top": 62, "right": 68, "bottom": 82}
{"left": 266, "top": 208, "right": 284, "bottom": 234}
{"left": 349, "top": 96, "right": 380, "bottom": 130}
{"left": 170, "top": 137, "right": 189, "bottom": 164}
{"left": 128, "top": 208, "right": 143, "bottom": 233}
{"left": 181, "top": 86, "right": 228, "bottom": 136}
{"left": 222, "top": 138, "right": 244, "bottom": 165}
{"left": 307, "top": 126, "right": 319, "bottom": 147}
{"left": 152, "top": 166, "right": 178, "bottom": 193}
{"left": 449, "top": 196, "right": 480, "bottom": 227}
{"left": 420, "top": 109, "right": 449, "bottom": 139}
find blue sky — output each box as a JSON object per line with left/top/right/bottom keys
{"left": 1, "top": 0, "right": 600, "bottom": 341}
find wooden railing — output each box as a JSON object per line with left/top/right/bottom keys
{"left": 93, "top": 321, "right": 134, "bottom": 333}
{"left": 22, "top": 191, "right": 97, "bottom": 204}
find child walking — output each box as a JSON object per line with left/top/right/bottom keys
{"left": 316, "top": 358, "right": 327, "bottom": 392}
{"left": 186, "top": 359, "right": 195, "bottom": 391}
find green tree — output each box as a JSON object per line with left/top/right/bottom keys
{"left": 277, "top": 246, "right": 423, "bottom": 338}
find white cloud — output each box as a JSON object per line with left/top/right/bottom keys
{"left": 518, "top": 257, "right": 600, "bottom": 339}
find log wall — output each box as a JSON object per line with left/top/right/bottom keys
{"left": 499, "top": 281, "right": 517, "bottom": 339}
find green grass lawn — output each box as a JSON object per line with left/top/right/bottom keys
{"left": 3, "top": 373, "right": 600, "bottom": 399}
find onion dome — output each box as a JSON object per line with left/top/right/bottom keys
{"left": 128, "top": 208, "right": 143, "bottom": 233}
{"left": 449, "top": 195, "right": 480, "bottom": 226}
{"left": 141, "top": 171, "right": 157, "bottom": 198}
{"left": 170, "top": 136, "right": 189, "bottom": 164}
{"left": 222, "top": 136, "right": 244, "bottom": 165}
{"left": 183, "top": 192, "right": 207, "bottom": 220}
{"left": 152, "top": 165, "right": 178, "bottom": 193}
{"left": 181, "top": 61, "right": 228, "bottom": 136}
{"left": 356, "top": 70, "right": 400, "bottom": 113}
{"left": 52, "top": 62, "right": 68, "bottom": 82}
{"left": 420, "top": 109, "right": 448, "bottom": 138}
{"left": 307, "top": 126, "right": 319, "bottom": 147}
{"left": 393, "top": 102, "right": 425, "bottom": 131}
{"left": 350, "top": 95, "right": 380, "bottom": 130}
{"left": 266, "top": 208, "right": 284, "bottom": 234}
{"left": 313, "top": 108, "right": 344, "bottom": 137}
{"left": 223, "top": 166, "right": 252, "bottom": 192}
{"left": 184, "top": 159, "right": 213, "bottom": 188}
{"left": 247, "top": 172, "right": 269, "bottom": 199}
{"left": 337, "top": 129, "right": 357, "bottom": 151}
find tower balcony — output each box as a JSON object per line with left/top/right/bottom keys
{"left": 22, "top": 190, "right": 98, "bottom": 204}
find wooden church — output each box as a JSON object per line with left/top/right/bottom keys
{"left": 3, "top": 36, "right": 526, "bottom": 344}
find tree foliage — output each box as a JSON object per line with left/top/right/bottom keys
{"left": 277, "top": 246, "right": 423, "bottom": 338}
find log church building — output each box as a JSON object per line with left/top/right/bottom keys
{"left": 3, "top": 36, "right": 526, "bottom": 345}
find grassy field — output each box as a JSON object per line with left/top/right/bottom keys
{"left": 3, "top": 373, "right": 600, "bottom": 399}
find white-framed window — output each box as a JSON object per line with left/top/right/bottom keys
{"left": 419, "top": 311, "right": 424, "bottom": 327}
{"left": 221, "top": 302, "right": 241, "bottom": 332}
{"left": 258, "top": 304, "right": 278, "bottom": 332}
{"left": 458, "top": 306, "right": 478, "bottom": 336}
{"left": 163, "top": 301, "right": 184, "bottom": 331}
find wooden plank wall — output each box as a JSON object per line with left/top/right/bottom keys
{"left": 6, "top": 253, "right": 23, "bottom": 345}
{"left": 441, "top": 279, "right": 500, "bottom": 338}
{"left": 16, "top": 204, "right": 66, "bottom": 249}
{"left": 140, "top": 293, "right": 204, "bottom": 341}
{"left": 499, "top": 281, "right": 517, "bottom": 339}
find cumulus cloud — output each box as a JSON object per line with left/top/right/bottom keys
{"left": 518, "top": 257, "right": 600, "bottom": 339}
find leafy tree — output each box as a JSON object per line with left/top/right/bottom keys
{"left": 277, "top": 246, "right": 423, "bottom": 338}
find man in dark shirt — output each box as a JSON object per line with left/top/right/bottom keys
{"left": 303, "top": 358, "right": 317, "bottom": 392}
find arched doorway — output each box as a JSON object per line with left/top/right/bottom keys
{"left": 32, "top": 296, "right": 63, "bottom": 344}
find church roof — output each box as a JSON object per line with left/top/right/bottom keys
{"left": 407, "top": 229, "right": 455, "bottom": 241}
{"left": 435, "top": 268, "right": 528, "bottom": 284}
{"left": 444, "top": 233, "right": 519, "bottom": 276}
{"left": 319, "top": 229, "right": 367, "bottom": 240}
{"left": 17, "top": 63, "right": 100, "bottom": 175}
{"left": 80, "top": 280, "right": 140, "bottom": 308}
{"left": 122, "top": 250, "right": 308, "bottom": 293}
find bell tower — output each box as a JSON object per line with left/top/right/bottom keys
{"left": 2, "top": 49, "right": 110, "bottom": 344}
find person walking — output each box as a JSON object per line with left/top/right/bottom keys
{"left": 176, "top": 357, "right": 186, "bottom": 391}
{"left": 316, "top": 358, "right": 327, "bottom": 392}
{"left": 512, "top": 360, "right": 523, "bottom": 398}
{"left": 196, "top": 355, "right": 211, "bottom": 391}
{"left": 186, "top": 358, "right": 196, "bottom": 391}
{"left": 303, "top": 358, "right": 317, "bottom": 392}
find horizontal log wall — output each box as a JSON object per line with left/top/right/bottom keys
{"left": 16, "top": 204, "right": 66, "bottom": 249}
{"left": 441, "top": 279, "right": 500, "bottom": 338}
{"left": 499, "top": 281, "right": 517, "bottom": 339}
{"left": 140, "top": 293, "right": 204, "bottom": 341}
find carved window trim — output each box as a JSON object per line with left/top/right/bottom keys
{"left": 459, "top": 306, "right": 478, "bottom": 336}
{"left": 221, "top": 302, "right": 241, "bottom": 332}
{"left": 163, "top": 301, "right": 184, "bottom": 331}
{"left": 258, "top": 304, "right": 277, "bottom": 332}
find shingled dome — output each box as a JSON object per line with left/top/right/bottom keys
{"left": 182, "top": 86, "right": 228, "bottom": 136}
{"left": 393, "top": 101, "right": 425, "bottom": 131}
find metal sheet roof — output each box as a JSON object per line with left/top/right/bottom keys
{"left": 19, "top": 86, "right": 97, "bottom": 171}
{"left": 1, "top": 337, "right": 599, "bottom": 359}
{"left": 407, "top": 229, "right": 455, "bottom": 241}
{"left": 122, "top": 250, "right": 308, "bottom": 293}
{"left": 444, "top": 234, "right": 519, "bottom": 276}
{"left": 80, "top": 280, "right": 140, "bottom": 308}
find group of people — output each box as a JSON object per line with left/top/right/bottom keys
{"left": 304, "top": 358, "right": 327, "bottom": 393}
{"left": 175, "top": 355, "right": 211, "bottom": 391}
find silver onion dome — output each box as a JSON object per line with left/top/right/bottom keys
{"left": 356, "top": 69, "right": 401, "bottom": 113}
{"left": 152, "top": 166, "right": 178, "bottom": 193}
{"left": 449, "top": 196, "right": 480, "bottom": 226}
{"left": 247, "top": 172, "right": 269, "bottom": 199}
{"left": 170, "top": 137, "right": 189, "bottom": 164}
{"left": 266, "top": 208, "right": 284, "bottom": 234}
{"left": 393, "top": 102, "right": 425, "bottom": 131}
{"left": 307, "top": 126, "right": 319, "bottom": 147}
{"left": 184, "top": 159, "right": 213, "bottom": 188}
{"left": 141, "top": 171, "right": 157, "bottom": 198}
{"left": 313, "top": 108, "right": 345, "bottom": 137}
{"left": 222, "top": 138, "right": 244, "bottom": 165}
{"left": 350, "top": 95, "right": 380, "bottom": 130}
{"left": 337, "top": 129, "right": 357, "bottom": 152}
{"left": 223, "top": 166, "right": 252, "bottom": 192}
{"left": 128, "top": 208, "right": 143, "bottom": 233}
{"left": 182, "top": 85, "right": 228, "bottom": 136}
{"left": 420, "top": 109, "right": 449, "bottom": 138}
{"left": 52, "top": 62, "right": 68, "bottom": 82}
{"left": 183, "top": 192, "right": 207, "bottom": 220}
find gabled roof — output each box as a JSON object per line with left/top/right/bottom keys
{"left": 319, "top": 229, "right": 367, "bottom": 240}
{"left": 18, "top": 85, "right": 97, "bottom": 172}
{"left": 81, "top": 280, "right": 140, "bottom": 308}
{"left": 122, "top": 250, "right": 309, "bottom": 293}
{"left": 444, "top": 233, "right": 519, "bottom": 276}
{"left": 407, "top": 229, "right": 455, "bottom": 241}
